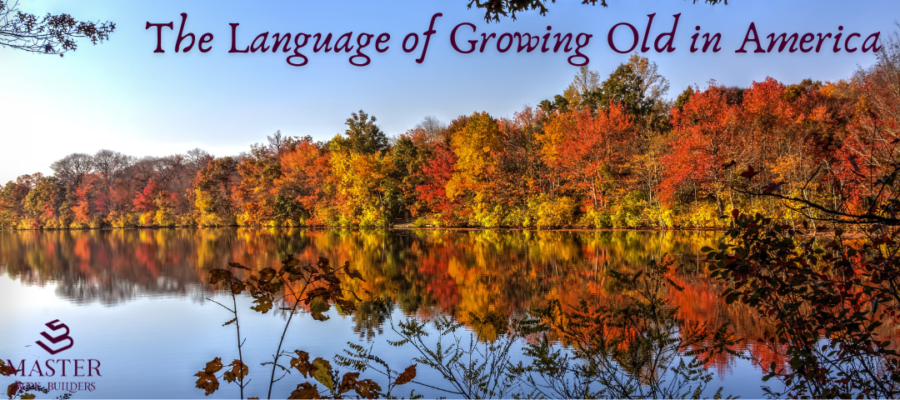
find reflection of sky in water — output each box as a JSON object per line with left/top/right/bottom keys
{"left": 0, "top": 277, "right": 779, "bottom": 398}
{"left": 2, "top": 275, "right": 445, "bottom": 398}
{"left": 0, "top": 229, "right": 785, "bottom": 398}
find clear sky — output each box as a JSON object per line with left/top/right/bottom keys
{"left": 1, "top": 0, "right": 898, "bottom": 183}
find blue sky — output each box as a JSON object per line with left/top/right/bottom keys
{"left": 1, "top": 0, "right": 898, "bottom": 183}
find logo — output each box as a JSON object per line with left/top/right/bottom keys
{"left": 35, "top": 320, "right": 74, "bottom": 355}
{"left": 5, "top": 319, "right": 100, "bottom": 396}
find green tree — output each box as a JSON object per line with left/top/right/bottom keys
{"left": 391, "top": 136, "right": 426, "bottom": 218}
{"left": 585, "top": 64, "right": 647, "bottom": 116}
{"left": 540, "top": 94, "right": 570, "bottom": 113}
{"left": 674, "top": 86, "right": 694, "bottom": 111}
{"left": 333, "top": 110, "right": 389, "bottom": 155}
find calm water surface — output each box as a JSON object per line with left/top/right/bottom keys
{"left": 0, "top": 228, "right": 782, "bottom": 398}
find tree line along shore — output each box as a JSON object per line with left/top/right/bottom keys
{"left": 1, "top": 53, "right": 893, "bottom": 231}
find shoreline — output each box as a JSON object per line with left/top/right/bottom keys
{"left": 0, "top": 225, "right": 776, "bottom": 233}
{"left": 0, "top": 225, "right": 726, "bottom": 232}
{"left": 0, "top": 225, "right": 850, "bottom": 237}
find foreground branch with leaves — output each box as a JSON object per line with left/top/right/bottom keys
{"left": 466, "top": 0, "right": 726, "bottom": 22}
{"left": 706, "top": 210, "right": 900, "bottom": 398}
{"left": 194, "top": 255, "right": 420, "bottom": 399}
{"left": 0, "top": 0, "right": 115, "bottom": 54}
{"left": 194, "top": 254, "right": 744, "bottom": 399}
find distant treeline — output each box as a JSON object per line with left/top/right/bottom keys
{"left": 1, "top": 53, "right": 894, "bottom": 230}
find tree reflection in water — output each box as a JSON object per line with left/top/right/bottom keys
{"left": 0, "top": 228, "right": 783, "bottom": 375}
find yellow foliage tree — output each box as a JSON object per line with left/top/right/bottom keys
{"left": 329, "top": 147, "right": 397, "bottom": 227}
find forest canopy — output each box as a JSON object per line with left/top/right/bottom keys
{"left": 0, "top": 49, "right": 893, "bottom": 230}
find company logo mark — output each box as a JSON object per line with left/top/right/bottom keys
{"left": 35, "top": 320, "right": 74, "bottom": 355}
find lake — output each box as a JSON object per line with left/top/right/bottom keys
{"left": 0, "top": 228, "right": 783, "bottom": 398}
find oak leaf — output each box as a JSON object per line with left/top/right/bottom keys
{"left": 395, "top": 364, "right": 417, "bottom": 386}
{"left": 258, "top": 267, "right": 277, "bottom": 282}
{"left": 204, "top": 357, "right": 224, "bottom": 374}
{"left": 194, "top": 372, "right": 219, "bottom": 395}
{"left": 230, "top": 281, "right": 245, "bottom": 295}
{"left": 338, "top": 372, "right": 360, "bottom": 394}
{"left": 209, "top": 269, "right": 232, "bottom": 284}
{"left": 0, "top": 360, "right": 16, "bottom": 376}
{"left": 223, "top": 359, "right": 248, "bottom": 383}
{"left": 355, "top": 379, "right": 382, "bottom": 399}
{"left": 7, "top": 382, "right": 20, "bottom": 399}
{"left": 289, "top": 382, "right": 321, "bottom": 399}
{"left": 194, "top": 357, "right": 224, "bottom": 396}
{"left": 251, "top": 296, "right": 273, "bottom": 314}
{"left": 291, "top": 351, "right": 312, "bottom": 377}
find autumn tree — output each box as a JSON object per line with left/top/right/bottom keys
{"left": 22, "top": 174, "right": 66, "bottom": 229}
{"left": 540, "top": 104, "right": 634, "bottom": 225}
{"left": 132, "top": 178, "right": 178, "bottom": 226}
{"left": 445, "top": 112, "right": 508, "bottom": 226}
{"left": 659, "top": 83, "right": 740, "bottom": 223}
{"left": 493, "top": 107, "right": 549, "bottom": 218}
{"left": 710, "top": 61, "right": 900, "bottom": 395}
{"left": 194, "top": 157, "right": 240, "bottom": 226}
{"left": 415, "top": 115, "right": 449, "bottom": 146}
{"left": 836, "top": 31, "right": 900, "bottom": 217}
{"left": 91, "top": 149, "right": 132, "bottom": 215}
{"left": 186, "top": 148, "right": 213, "bottom": 171}
{"left": 562, "top": 65, "right": 601, "bottom": 109}
{"left": 416, "top": 144, "right": 462, "bottom": 225}
{"left": 234, "top": 134, "right": 298, "bottom": 226}
{"left": 0, "top": 174, "right": 34, "bottom": 228}
{"left": 326, "top": 114, "right": 401, "bottom": 226}
{"left": 69, "top": 174, "right": 100, "bottom": 228}
{"left": 50, "top": 153, "right": 94, "bottom": 187}
{"left": 274, "top": 136, "right": 331, "bottom": 225}
{"left": 329, "top": 147, "right": 398, "bottom": 226}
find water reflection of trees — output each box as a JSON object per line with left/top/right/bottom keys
{"left": 0, "top": 229, "right": 207, "bottom": 305}
{"left": 0, "top": 228, "right": 782, "bottom": 371}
